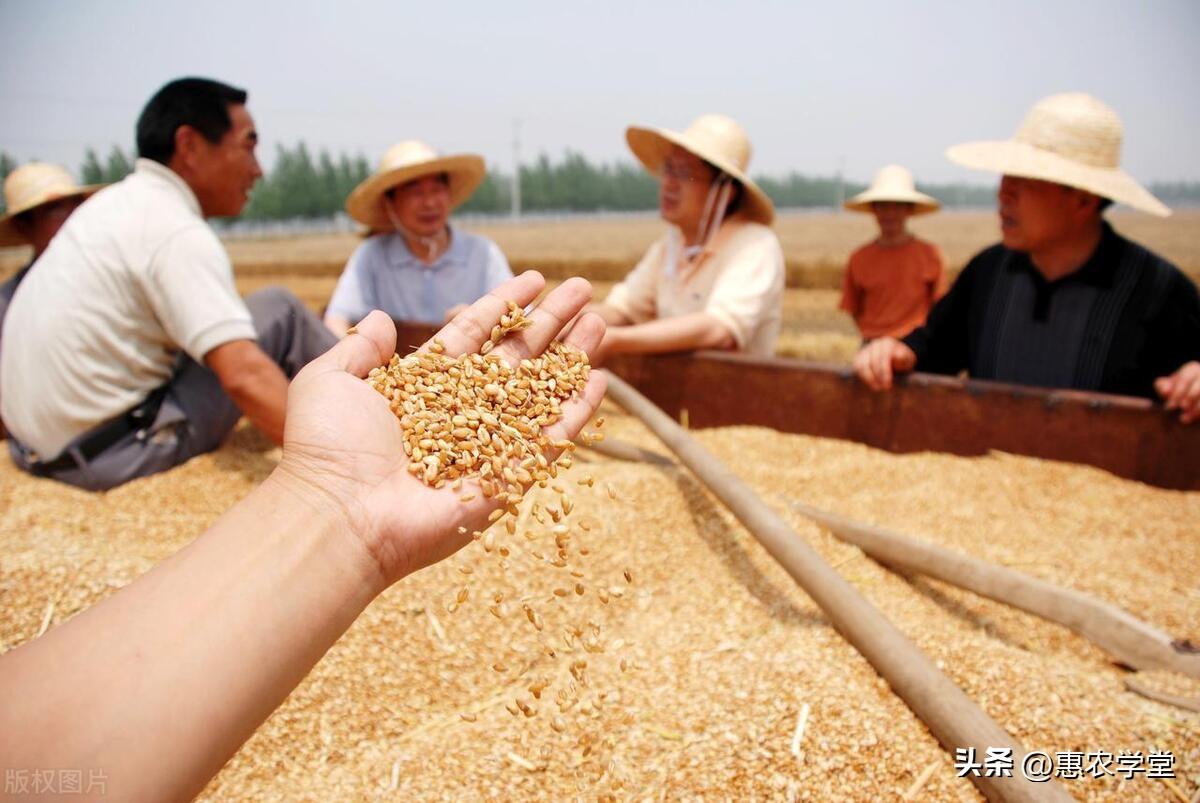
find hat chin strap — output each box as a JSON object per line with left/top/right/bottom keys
{"left": 682, "top": 174, "right": 734, "bottom": 263}
{"left": 384, "top": 204, "right": 445, "bottom": 262}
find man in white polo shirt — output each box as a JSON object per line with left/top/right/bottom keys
{"left": 0, "top": 77, "right": 337, "bottom": 490}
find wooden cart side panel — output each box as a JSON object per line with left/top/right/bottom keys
{"left": 393, "top": 323, "right": 1198, "bottom": 490}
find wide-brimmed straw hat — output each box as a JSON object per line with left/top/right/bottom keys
{"left": 626, "top": 114, "right": 775, "bottom": 225}
{"left": 345, "top": 140, "right": 486, "bottom": 230}
{"left": 946, "top": 92, "right": 1169, "bottom": 217}
{"left": 844, "top": 164, "right": 940, "bottom": 215}
{"left": 0, "top": 162, "right": 103, "bottom": 248}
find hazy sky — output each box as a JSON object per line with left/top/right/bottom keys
{"left": 2, "top": 0, "right": 1198, "bottom": 185}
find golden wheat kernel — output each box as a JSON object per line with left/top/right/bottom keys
{"left": 505, "top": 702, "right": 520, "bottom": 717}
{"left": 457, "top": 565, "right": 473, "bottom": 575}
{"left": 577, "top": 476, "right": 594, "bottom": 487}
{"left": 487, "top": 509, "right": 505, "bottom": 523}
{"left": 460, "top": 493, "right": 476, "bottom": 502}
{"left": 574, "top": 583, "right": 585, "bottom": 596}
{"left": 459, "top": 711, "right": 476, "bottom": 722}
{"left": 482, "top": 531, "right": 495, "bottom": 552}
{"left": 446, "top": 601, "right": 459, "bottom": 613}
{"left": 505, "top": 517, "right": 516, "bottom": 536}
{"left": 623, "top": 569, "right": 633, "bottom": 584}
{"left": 553, "top": 588, "right": 569, "bottom": 597}
{"left": 456, "top": 586, "right": 470, "bottom": 604}
{"left": 492, "top": 662, "right": 506, "bottom": 673}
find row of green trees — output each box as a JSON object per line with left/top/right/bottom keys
{"left": 3, "top": 145, "right": 1199, "bottom": 217}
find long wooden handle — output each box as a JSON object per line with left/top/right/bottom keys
{"left": 789, "top": 501, "right": 1200, "bottom": 678}
{"left": 603, "top": 371, "right": 1070, "bottom": 803}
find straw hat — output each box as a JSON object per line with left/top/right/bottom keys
{"left": 946, "top": 92, "right": 1169, "bottom": 217}
{"left": 626, "top": 114, "right": 775, "bottom": 225}
{"left": 844, "top": 164, "right": 940, "bottom": 215}
{"left": 0, "top": 162, "right": 102, "bottom": 248}
{"left": 345, "top": 140, "right": 486, "bottom": 230}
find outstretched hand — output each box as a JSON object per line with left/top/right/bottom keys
{"left": 276, "top": 271, "right": 608, "bottom": 585}
{"left": 1154, "top": 360, "right": 1200, "bottom": 424}
{"left": 853, "top": 336, "right": 917, "bottom": 391}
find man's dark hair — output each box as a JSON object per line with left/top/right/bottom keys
{"left": 136, "top": 77, "right": 248, "bottom": 165}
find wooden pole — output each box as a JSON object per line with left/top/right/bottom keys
{"left": 789, "top": 501, "right": 1200, "bottom": 678}
{"left": 603, "top": 371, "right": 1070, "bottom": 802}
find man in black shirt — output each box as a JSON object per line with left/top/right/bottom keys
{"left": 854, "top": 93, "right": 1200, "bottom": 424}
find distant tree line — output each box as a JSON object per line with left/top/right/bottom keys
{"left": 3, "top": 145, "right": 1199, "bottom": 218}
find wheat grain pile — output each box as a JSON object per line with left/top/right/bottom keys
{"left": 1, "top": 404, "right": 1197, "bottom": 801}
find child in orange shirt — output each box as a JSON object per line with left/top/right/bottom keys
{"left": 840, "top": 165, "right": 947, "bottom": 340}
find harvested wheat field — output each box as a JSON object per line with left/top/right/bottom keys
{"left": 2, "top": 400, "right": 1197, "bottom": 801}
{"left": 2, "top": 209, "right": 1195, "bottom": 367}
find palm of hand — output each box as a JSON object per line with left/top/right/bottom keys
{"left": 277, "top": 274, "right": 606, "bottom": 584}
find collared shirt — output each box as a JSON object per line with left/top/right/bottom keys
{"left": 325, "top": 226, "right": 513, "bottom": 325}
{"left": 0, "top": 262, "right": 31, "bottom": 361}
{"left": 0, "top": 158, "right": 255, "bottom": 458}
{"left": 902, "top": 222, "right": 1200, "bottom": 398}
{"left": 604, "top": 216, "right": 785, "bottom": 356}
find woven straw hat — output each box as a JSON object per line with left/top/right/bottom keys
{"left": 946, "top": 93, "right": 1169, "bottom": 217}
{"left": 0, "top": 162, "right": 103, "bottom": 248}
{"left": 345, "top": 140, "right": 486, "bottom": 230}
{"left": 626, "top": 114, "right": 775, "bottom": 225}
{"left": 844, "top": 164, "right": 940, "bottom": 215}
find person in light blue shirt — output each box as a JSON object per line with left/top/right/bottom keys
{"left": 325, "top": 140, "right": 513, "bottom": 334}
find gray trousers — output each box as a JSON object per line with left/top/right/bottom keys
{"left": 8, "top": 287, "right": 338, "bottom": 491}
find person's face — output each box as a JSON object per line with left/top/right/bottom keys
{"left": 996, "top": 175, "right": 1095, "bottom": 252}
{"left": 16, "top": 196, "right": 84, "bottom": 256}
{"left": 871, "top": 201, "right": 914, "bottom": 239}
{"left": 186, "top": 103, "right": 263, "bottom": 218}
{"left": 388, "top": 174, "right": 451, "bottom": 237}
{"left": 658, "top": 146, "right": 718, "bottom": 231}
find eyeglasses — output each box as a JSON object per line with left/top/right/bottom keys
{"left": 660, "top": 159, "right": 715, "bottom": 184}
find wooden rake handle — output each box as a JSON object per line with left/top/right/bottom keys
{"left": 787, "top": 501, "right": 1200, "bottom": 679}
{"left": 603, "top": 370, "right": 1070, "bottom": 803}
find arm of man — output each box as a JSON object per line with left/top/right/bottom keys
{"left": 205, "top": 339, "right": 290, "bottom": 443}
{"left": 0, "top": 280, "right": 606, "bottom": 803}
